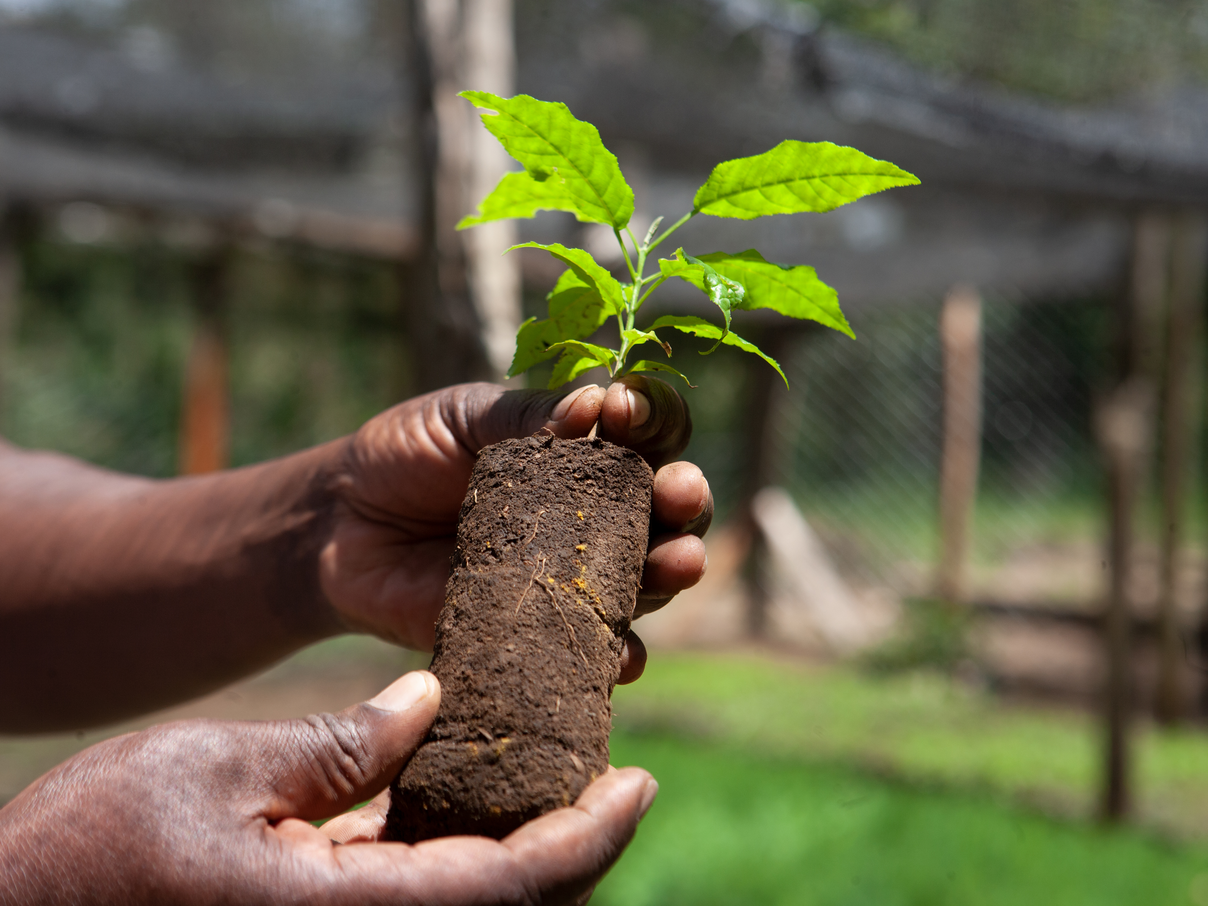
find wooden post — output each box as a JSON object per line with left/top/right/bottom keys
{"left": 0, "top": 206, "right": 20, "bottom": 417}
{"left": 179, "top": 250, "right": 232, "bottom": 475}
{"left": 1155, "top": 212, "right": 1207, "bottom": 725}
{"left": 463, "top": 0, "right": 522, "bottom": 382}
{"left": 1097, "top": 381, "right": 1152, "bottom": 822}
{"left": 1124, "top": 211, "right": 1172, "bottom": 383}
{"left": 936, "top": 284, "right": 983, "bottom": 604}
{"left": 738, "top": 325, "right": 795, "bottom": 638}
{"left": 399, "top": 0, "right": 493, "bottom": 392}
{"left": 1096, "top": 211, "right": 1168, "bottom": 821}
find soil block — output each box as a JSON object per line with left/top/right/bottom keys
{"left": 385, "top": 434, "right": 654, "bottom": 843}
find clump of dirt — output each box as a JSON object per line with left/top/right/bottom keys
{"left": 385, "top": 434, "right": 653, "bottom": 843}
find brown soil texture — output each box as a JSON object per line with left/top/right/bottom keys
{"left": 385, "top": 435, "right": 653, "bottom": 842}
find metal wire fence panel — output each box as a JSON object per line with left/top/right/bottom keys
{"left": 774, "top": 296, "right": 1111, "bottom": 604}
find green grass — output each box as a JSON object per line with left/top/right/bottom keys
{"left": 612, "top": 653, "right": 1208, "bottom": 840}
{"left": 596, "top": 730, "right": 1208, "bottom": 906}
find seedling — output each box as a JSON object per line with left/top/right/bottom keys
{"left": 387, "top": 93, "right": 919, "bottom": 845}
{"left": 458, "top": 91, "right": 919, "bottom": 388}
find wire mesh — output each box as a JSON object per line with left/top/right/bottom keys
{"left": 772, "top": 295, "right": 1110, "bottom": 605}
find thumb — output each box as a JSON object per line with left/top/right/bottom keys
{"left": 257, "top": 670, "right": 440, "bottom": 822}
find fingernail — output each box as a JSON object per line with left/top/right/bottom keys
{"left": 626, "top": 389, "right": 651, "bottom": 429}
{"left": 683, "top": 478, "right": 713, "bottom": 534}
{"left": 551, "top": 385, "right": 598, "bottom": 422}
{"left": 368, "top": 671, "right": 434, "bottom": 713}
{"left": 695, "top": 478, "right": 711, "bottom": 519}
{"left": 638, "top": 778, "right": 659, "bottom": 818}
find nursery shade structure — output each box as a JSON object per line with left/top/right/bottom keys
{"left": 5, "top": 4, "right": 1208, "bottom": 309}
{"left": 0, "top": 24, "right": 416, "bottom": 257}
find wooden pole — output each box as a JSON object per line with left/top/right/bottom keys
{"left": 178, "top": 250, "right": 232, "bottom": 475}
{"left": 399, "top": 0, "right": 493, "bottom": 392}
{"left": 936, "top": 284, "right": 983, "bottom": 604}
{"left": 1124, "top": 211, "right": 1172, "bottom": 383}
{"left": 738, "top": 325, "right": 795, "bottom": 639}
{"left": 463, "top": 0, "right": 522, "bottom": 382}
{"left": 1097, "top": 380, "right": 1152, "bottom": 822}
{"left": 1155, "top": 212, "right": 1208, "bottom": 725}
{"left": 1096, "top": 211, "right": 1168, "bottom": 821}
{"left": 0, "top": 206, "right": 20, "bottom": 417}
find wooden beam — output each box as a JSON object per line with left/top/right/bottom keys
{"left": 936, "top": 284, "right": 983, "bottom": 604}
{"left": 1156, "top": 212, "right": 1208, "bottom": 725}
{"left": 178, "top": 251, "right": 232, "bottom": 476}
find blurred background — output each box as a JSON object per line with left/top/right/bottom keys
{"left": 6, "top": 0, "right": 1208, "bottom": 902}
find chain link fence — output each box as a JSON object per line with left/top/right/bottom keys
{"left": 762, "top": 295, "right": 1114, "bottom": 609}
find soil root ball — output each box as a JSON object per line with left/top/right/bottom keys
{"left": 385, "top": 434, "right": 653, "bottom": 842}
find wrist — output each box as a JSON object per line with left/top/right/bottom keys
{"left": 271, "top": 435, "right": 354, "bottom": 642}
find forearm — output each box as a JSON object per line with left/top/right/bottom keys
{"left": 0, "top": 438, "right": 349, "bottom": 732}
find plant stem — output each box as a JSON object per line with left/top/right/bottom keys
{"left": 648, "top": 210, "right": 695, "bottom": 254}
{"left": 612, "top": 208, "right": 693, "bottom": 373}
{"left": 615, "top": 229, "right": 637, "bottom": 283}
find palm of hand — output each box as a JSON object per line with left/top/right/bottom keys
{"left": 319, "top": 380, "right": 707, "bottom": 654}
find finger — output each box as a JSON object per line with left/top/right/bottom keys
{"left": 502, "top": 767, "right": 658, "bottom": 901}
{"left": 257, "top": 671, "right": 440, "bottom": 822}
{"left": 652, "top": 461, "right": 712, "bottom": 536}
{"left": 598, "top": 376, "right": 692, "bottom": 469}
{"left": 322, "top": 789, "right": 392, "bottom": 844}
{"left": 617, "top": 631, "right": 647, "bottom": 685}
{"left": 325, "top": 769, "right": 657, "bottom": 905}
{"left": 545, "top": 384, "right": 607, "bottom": 437}
{"left": 429, "top": 382, "right": 607, "bottom": 455}
{"left": 636, "top": 532, "right": 706, "bottom": 616}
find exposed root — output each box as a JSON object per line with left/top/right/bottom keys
{"left": 546, "top": 585, "right": 590, "bottom": 668}
{"left": 522, "top": 509, "right": 547, "bottom": 548}
{"left": 514, "top": 556, "right": 547, "bottom": 615}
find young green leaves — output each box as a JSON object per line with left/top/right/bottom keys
{"left": 692, "top": 140, "right": 918, "bottom": 219}
{"left": 458, "top": 92, "right": 633, "bottom": 230}
{"left": 457, "top": 92, "right": 918, "bottom": 389}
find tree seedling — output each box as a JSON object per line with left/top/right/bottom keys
{"left": 458, "top": 91, "right": 920, "bottom": 388}
{"left": 387, "top": 93, "right": 919, "bottom": 845}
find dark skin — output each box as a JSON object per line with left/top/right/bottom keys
{"left": 0, "top": 377, "right": 711, "bottom": 905}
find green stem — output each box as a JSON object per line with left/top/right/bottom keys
{"left": 635, "top": 274, "right": 670, "bottom": 309}
{"left": 615, "top": 229, "right": 637, "bottom": 283}
{"left": 648, "top": 210, "right": 695, "bottom": 253}
{"left": 614, "top": 211, "right": 689, "bottom": 373}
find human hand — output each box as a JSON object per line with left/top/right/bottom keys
{"left": 0, "top": 671, "right": 657, "bottom": 905}
{"left": 320, "top": 377, "right": 712, "bottom": 678}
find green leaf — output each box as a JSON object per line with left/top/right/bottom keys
{"left": 622, "top": 328, "right": 672, "bottom": 358}
{"left": 510, "top": 241, "right": 627, "bottom": 317}
{"left": 658, "top": 248, "right": 745, "bottom": 344}
{"left": 546, "top": 339, "right": 616, "bottom": 361}
{"left": 650, "top": 315, "right": 788, "bottom": 387}
{"left": 689, "top": 250, "right": 854, "bottom": 338}
{"left": 461, "top": 91, "right": 634, "bottom": 229}
{"left": 626, "top": 360, "right": 696, "bottom": 388}
{"left": 547, "top": 341, "right": 615, "bottom": 389}
{"left": 693, "top": 140, "right": 919, "bottom": 220}
{"left": 548, "top": 268, "right": 611, "bottom": 328}
{"left": 458, "top": 171, "right": 582, "bottom": 229}
{"left": 510, "top": 317, "right": 554, "bottom": 377}
{"left": 507, "top": 270, "right": 613, "bottom": 378}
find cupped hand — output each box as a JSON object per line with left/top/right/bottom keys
{"left": 319, "top": 377, "right": 712, "bottom": 678}
{"left": 0, "top": 672, "right": 656, "bottom": 905}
